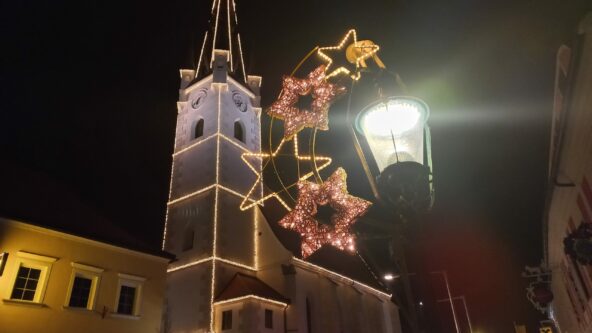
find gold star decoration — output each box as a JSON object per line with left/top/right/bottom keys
{"left": 278, "top": 167, "right": 372, "bottom": 258}
{"left": 239, "top": 134, "right": 332, "bottom": 211}
{"left": 317, "top": 29, "right": 380, "bottom": 81}
{"left": 267, "top": 65, "right": 346, "bottom": 141}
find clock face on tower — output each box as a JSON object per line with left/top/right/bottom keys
{"left": 232, "top": 92, "right": 248, "bottom": 112}
{"left": 191, "top": 89, "right": 208, "bottom": 109}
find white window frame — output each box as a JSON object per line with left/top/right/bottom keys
{"left": 0, "top": 252, "right": 8, "bottom": 276}
{"left": 5, "top": 251, "right": 57, "bottom": 304}
{"left": 64, "top": 262, "right": 104, "bottom": 310}
{"left": 112, "top": 273, "right": 145, "bottom": 318}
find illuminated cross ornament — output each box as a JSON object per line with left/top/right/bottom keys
{"left": 267, "top": 65, "right": 346, "bottom": 140}
{"left": 317, "top": 29, "right": 381, "bottom": 81}
{"left": 279, "top": 167, "right": 372, "bottom": 258}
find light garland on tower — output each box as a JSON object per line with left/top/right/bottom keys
{"left": 292, "top": 258, "right": 391, "bottom": 298}
{"left": 196, "top": 31, "right": 209, "bottom": 78}
{"left": 167, "top": 79, "right": 261, "bottom": 209}
{"left": 210, "top": 0, "right": 222, "bottom": 68}
{"left": 226, "top": 0, "right": 233, "bottom": 71}
{"left": 167, "top": 255, "right": 257, "bottom": 274}
{"left": 162, "top": 98, "right": 186, "bottom": 249}
{"left": 253, "top": 206, "right": 259, "bottom": 270}
{"left": 317, "top": 29, "right": 379, "bottom": 81}
{"left": 237, "top": 33, "right": 247, "bottom": 83}
{"left": 232, "top": 0, "right": 238, "bottom": 23}
{"left": 213, "top": 295, "right": 288, "bottom": 307}
{"left": 209, "top": 87, "right": 224, "bottom": 332}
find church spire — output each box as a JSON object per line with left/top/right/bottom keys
{"left": 195, "top": 0, "right": 247, "bottom": 83}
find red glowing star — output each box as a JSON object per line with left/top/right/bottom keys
{"left": 268, "top": 65, "right": 346, "bottom": 140}
{"left": 278, "top": 168, "right": 372, "bottom": 258}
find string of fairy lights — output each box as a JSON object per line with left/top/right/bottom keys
{"left": 317, "top": 29, "right": 379, "bottom": 81}
{"left": 163, "top": 18, "right": 391, "bottom": 331}
{"left": 213, "top": 295, "right": 288, "bottom": 308}
{"left": 239, "top": 134, "right": 333, "bottom": 211}
{"left": 237, "top": 28, "right": 382, "bottom": 260}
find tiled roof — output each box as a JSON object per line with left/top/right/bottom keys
{"left": 215, "top": 273, "right": 289, "bottom": 304}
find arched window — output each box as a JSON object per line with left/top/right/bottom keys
{"left": 182, "top": 226, "right": 194, "bottom": 251}
{"left": 194, "top": 119, "right": 204, "bottom": 139}
{"left": 234, "top": 120, "right": 245, "bottom": 143}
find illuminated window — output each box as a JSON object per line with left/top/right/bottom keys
{"left": 114, "top": 273, "right": 145, "bottom": 317}
{"left": 8, "top": 251, "right": 56, "bottom": 304}
{"left": 194, "top": 118, "right": 204, "bottom": 139}
{"left": 65, "top": 262, "right": 103, "bottom": 310}
{"left": 222, "top": 310, "right": 233, "bottom": 330}
{"left": 234, "top": 120, "right": 244, "bottom": 143}
{"left": 265, "top": 309, "right": 273, "bottom": 329}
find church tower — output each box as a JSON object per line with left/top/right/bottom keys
{"left": 162, "top": 2, "right": 402, "bottom": 333}
{"left": 162, "top": 0, "right": 264, "bottom": 331}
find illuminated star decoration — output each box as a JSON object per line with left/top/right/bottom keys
{"left": 317, "top": 29, "right": 380, "bottom": 81}
{"left": 278, "top": 167, "right": 372, "bottom": 258}
{"left": 267, "top": 65, "right": 346, "bottom": 140}
{"left": 239, "top": 134, "right": 332, "bottom": 211}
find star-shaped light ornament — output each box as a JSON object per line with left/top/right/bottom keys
{"left": 317, "top": 29, "right": 380, "bottom": 81}
{"left": 239, "top": 135, "right": 332, "bottom": 211}
{"left": 278, "top": 167, "right": 372, "bottom": 258}
{"left": 267, "top": 65, "right": 346, "bottom": 140}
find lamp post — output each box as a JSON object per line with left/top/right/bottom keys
{"left": 436, "top": 295, "right": 474, "bottom": 333}
{"left": 346, "top": 73, "right": 434, "bottom": 333}
{"left": 432, "top": 270, "right": 461, "bottom": 333}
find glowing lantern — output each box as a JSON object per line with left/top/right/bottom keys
{"left": 354, "top": 96, "right": 434, "bottom": 212}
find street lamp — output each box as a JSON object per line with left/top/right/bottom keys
{"left": 354, "top": 96, "right": 434, "bottom": 213}
{"left": 383, "top": 273, "right": 398, "bottom": 281}
{"left": 344, "top": 69, "right": 434, "bottom": 333}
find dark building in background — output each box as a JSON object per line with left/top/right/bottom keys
{"left": 544, "top": 11, "right": 592, "bottom": 333}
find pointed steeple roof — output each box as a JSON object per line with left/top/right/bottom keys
{"left": 194, "top": 0, "right": 247, "bottom": 83}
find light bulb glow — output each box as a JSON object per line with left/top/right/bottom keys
{"left": 355, "top": 97, "right": 429, "bottom": 171}
{"left": 383, "top": 273, "right": 395, "bottom": 281}
{"left": 360, "top": 100, "right": 422, "bottom": 137}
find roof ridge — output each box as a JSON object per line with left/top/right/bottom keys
{"left": 215, "top": 272, "right": 289, "bottom": 303}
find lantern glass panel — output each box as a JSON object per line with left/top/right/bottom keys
{"left": 356, "top": 97, "right": 429, "bottom": 173}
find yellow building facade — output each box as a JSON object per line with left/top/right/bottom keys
{"left": 0, "top": 218, "right": 171, "bottom": 333}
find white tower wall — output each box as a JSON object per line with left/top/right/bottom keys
{"left": 164, "top": 49, "right": 262, "bottom": 333}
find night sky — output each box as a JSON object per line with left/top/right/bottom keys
{"left": 1, "top": 0, "right": 590, "bottom": 331}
